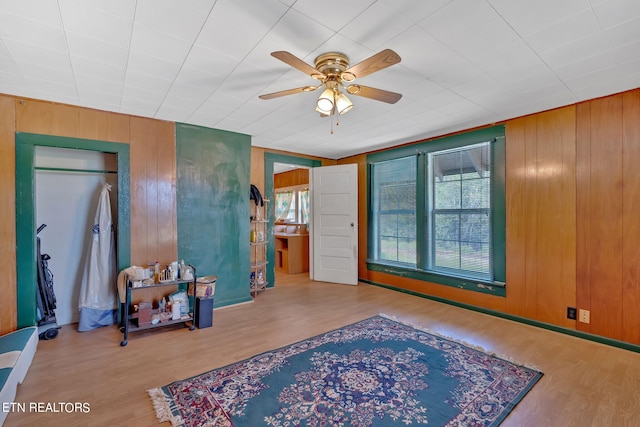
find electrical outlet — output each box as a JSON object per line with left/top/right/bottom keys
{"left": 579, "top": 309, "right": 590, "bottom": 324}
{"left": 567, "top": 307, "right": 577, "bottom": 320}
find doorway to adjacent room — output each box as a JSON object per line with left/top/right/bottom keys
{"left": 273, "top": 163, "right": 311, "bottom": 282}
{"left": 264, "top": 153, "right": 320, "bottom": 289}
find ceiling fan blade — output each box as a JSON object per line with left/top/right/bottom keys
{"left": 259, "top": 86, "right": 319, "bottom": 100}
{"left": 346, "top": 84, "right": 402, "bottom": 104}
{"left": 343, "top": 49, "right": 401, "bottom": 79}
{"left": 271, "top": 51, "right": 325, "bottom": 80}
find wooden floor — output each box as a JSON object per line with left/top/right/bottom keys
{"left": 6, "top": 273, "right": 640, "bottom": 426}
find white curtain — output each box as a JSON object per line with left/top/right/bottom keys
{"left": 275, "top": 191, "right": 293, "bottom": 222}
{"left": 300, "top": 190, "right": 310, "bottom": 225}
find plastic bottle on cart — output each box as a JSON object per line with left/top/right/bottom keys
{"left": 154, "top": 261, "right": 160, "bottom": 284}
{"left": 180, "top": 260, "right": 186, "bottom": 279}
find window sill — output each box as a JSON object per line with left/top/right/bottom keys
{"left": 365, "top": 260, "right": 506, "bottom": 297}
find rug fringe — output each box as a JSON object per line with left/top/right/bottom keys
{"left": 377, "top": 313, "right": 543, "bottom": 373}
{"left": 148, "top": 387, "right": 185, "bottom": 426}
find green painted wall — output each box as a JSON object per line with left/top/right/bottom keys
{"left": 176, "top": 124, "right": 252, "bottom": 307}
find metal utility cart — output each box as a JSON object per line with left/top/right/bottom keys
{"left": 119, "top": 266, "right": 197, "bottom": 346}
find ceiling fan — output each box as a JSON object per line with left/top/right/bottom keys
{"left": 259, "top": 49, "right": 402, "bottom": 119}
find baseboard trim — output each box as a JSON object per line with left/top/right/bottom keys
{"left": 359, "top": 278, "right": 640, "bottom": 354}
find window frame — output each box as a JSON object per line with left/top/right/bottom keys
{"left": 371, "top": 156, "right": 417, "bottom": 266}
{"left": 427, "top": 141, "right": 493, "bottom": 280}
{"left": 275, "top": 184, "right": 308, "bottom": 224}
{"left": 366, "top": 126, "right": 506, "bottom": 297}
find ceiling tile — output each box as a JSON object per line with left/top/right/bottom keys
{"left": 75, "top": 71, "right": 124, "bottom": 97}
{"left": 2, "top": 0, "right": 640, "bottom": 159}
{"left": 59, "top": 0, "right": 133, "bottom": 48}
{"left": 0, "top": 0, "right": 62, "bottom": 27}
{"left": 134, "top": 0, "right": 214, "bottom": 42}
{"left": 388, "top": 26, "right": 465, "bottom": 80}
{"left": 524, "top": 9, "right": 601, "bottom": 53}
{"left": 124, "top": 69, "right": 172, "bottom": 94}
{"left": 378, "top": 0, "right": 454, "bottom": 24}
{"left": 489, "top": 0, "right": 593, "bottom": 36}
{"left": 291, "top": 0, "right": 375, "bottom": 31}
{"left": 420, "top": 0, "right": 520, "bottom": 58}
{"left": 555, "top": 39, "right": 640, "bottom": 81}
{"left": 60, "top": 0, "right": 136, "bottom": 22}
{"left": 66, "top": 33, "right": 129, "bottom": 69}
{"left": 77, "top": 94, "right": 121, "bottom": 113}
{"left": 593, "top": 0, "right": 640, "bottom": 28}
{"left": 126, "top": 51, "right": 182, "bottom": 82}
{"left": 339, "top": 2, "right": 413, "bottom": 50}
{"left": 196, "top": 0, "right": 287, "bottom": 61}
{"left": 604, "top": 16, "right": 640, "bottom": 47}
{"left": 243, "top": 8, "right": 335, "bottom": 68}
{"left": 21, "top": 75, "right": 77, "bottom": 101}
{"left": 0, "top": 12, "right": 68, "bottom": 52}
{"left": 3, "top": 38, "right": 72, "bottom": 70}
{"left": 71, "top": 56, "right": 125, "bottom": 84}
{"left": 129, "top": 23, "right": 192, "bottom": 64}
{"left": 539, "top": 32, "right": 609, "bottom": 68}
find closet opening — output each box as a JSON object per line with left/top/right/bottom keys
{"left": 35, "top": 146, "right": 118, "bottom": 326}
{"left": 15, "top": 132, "right": 130, "bottom": 329}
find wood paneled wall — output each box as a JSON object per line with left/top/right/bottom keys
{"left": 250, "top": 147, "right": 267, "bottom": 192}
{"left": 347, "top": 88, "right": 640, "bottom": 346}
{"left": 0, "top": 96, "right": 17, "bottom": 334}
{"left": 4, "top": 89, "right": 640, "bottom": 346}
{"left": 129, "top": 117, "right": 177, "bottom": 267}
{"left": 274, "top": 168, "right": 309, "bottom": 188}
{"left": 577, "top": 90, "right": 640, "bottom": 343}
{"left": 505, "top": 106, "right": 577, "bottom": 328}
{"left": 0, "top": 96, "right": 177, "bottom": 334}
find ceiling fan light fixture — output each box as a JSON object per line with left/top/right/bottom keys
{"left": 335, "top": 92, "right": 353, "bottom": 115}
{"left": 259, "top": 49, "right": 402, "bottom": 131}
{"left": 315, "top": 105, "right": 332, "bottom": 116}
{"left": 316, "top": 87, "right": 335, "bottom": 113}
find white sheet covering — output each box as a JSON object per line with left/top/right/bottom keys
{"left": 78, "top": 183, "right": 117, "bottom": 331}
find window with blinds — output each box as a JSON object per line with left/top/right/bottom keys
{"left": 371, "top": 156, "right": 417, "bottom": 264}
{"left": 368, "top": 127, "right": 504, "bottom": 292}
{"left": 428, "top": 142, "right": 492, "bottom": 279}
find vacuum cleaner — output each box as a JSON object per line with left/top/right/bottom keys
{"left": 36, "top": 224, "right": 60, "bottom": 340}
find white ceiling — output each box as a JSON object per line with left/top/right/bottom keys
{"left": 1, "top": 0, "right": 639, "bottom": 159}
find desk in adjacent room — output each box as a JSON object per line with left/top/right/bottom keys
{"left": 274, "top": 232, "right": 309, "bottom": 274}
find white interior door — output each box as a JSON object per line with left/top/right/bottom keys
{"left": 311, "top": 164, "right": 358, "bottom": 285}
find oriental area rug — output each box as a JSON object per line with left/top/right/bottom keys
{"left": 148, "top": 314, "right": 542, "bottom": 427}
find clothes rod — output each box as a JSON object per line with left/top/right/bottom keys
{"left": 35, "top": 166, "right": 118, "bottom": 174}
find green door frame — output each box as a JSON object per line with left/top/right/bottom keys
{"left": 15, "top": 133, "right": 130, "bottom": 328}
{"left": 264, "top": 153, "right": 321, "bottom": 288}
